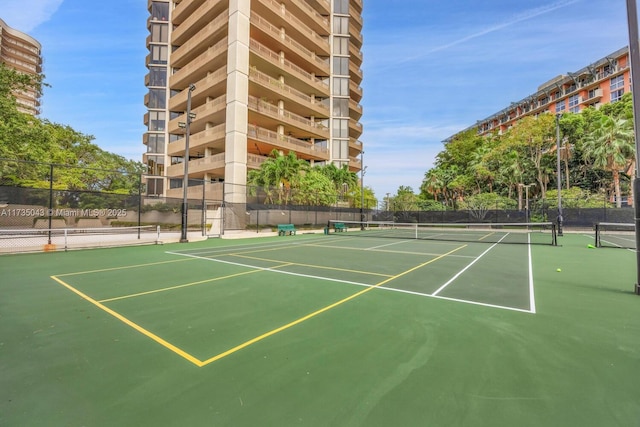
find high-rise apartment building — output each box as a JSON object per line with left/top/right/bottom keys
{"left": 143, "top": 0, "right": 364, "bottom": 204}
{"left": 0, "top": 18, "right": 43, "bottom": 115}
{"left": 451, "top": 46, "right": 631, "bottom": 139}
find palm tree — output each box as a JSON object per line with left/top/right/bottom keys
{"left": 583, "top": 116, "right": 635, "bottom": 207}
{"left": 247, "top": 150, "right": 309, "bottom": 204}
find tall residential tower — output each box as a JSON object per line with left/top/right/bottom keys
{"left": 143, "top": 0, "right": 364, "bottom": 204}
{"left": 0, "top": 18, "right": 43, "bottom": 115}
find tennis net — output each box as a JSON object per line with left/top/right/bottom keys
{"left": 327, "top": 220, "right": 557, "bottom": 245}
{"left": 0, "top": 225, "right": 161, "bottom": 253}
{"left": 595, "top": 222, "right": 635, "bottom": 249}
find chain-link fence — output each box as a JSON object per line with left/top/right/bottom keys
{"left": 1, "top": 159, "right": 634, "bottom": 246}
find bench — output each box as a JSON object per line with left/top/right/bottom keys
{"left": 333, "top": 222, "right": 347, "bottom": 232}
{"left": 277, "top": 224, "right": 297, "bottom": 236}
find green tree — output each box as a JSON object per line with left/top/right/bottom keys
{"left": 583, "top": 115, "right": 635, "bottom": 207}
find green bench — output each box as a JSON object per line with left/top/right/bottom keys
{"left": 277, "top": 224, "right": 297, "bottom": 236}
{"left": 333, "top": 222, "right": 347, "bottom": 232}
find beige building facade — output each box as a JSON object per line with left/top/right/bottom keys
{"left": 143, "top": 0, "right": 364, "bottom": 204}
{"left": 0, "top": 18, "right": 43, "bottom": 115}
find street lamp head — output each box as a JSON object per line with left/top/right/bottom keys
{"left": 188, "top": 84, "right": 196, "bottom": 92}
{"left": 178, "top": 122, "right": 186, "bottom": 129}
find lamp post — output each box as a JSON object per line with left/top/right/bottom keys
{"left": 555, "top": 113, "right": 563, "bottom": 236}
{"left": 360, "top": 151, "right": 366, "bottom": 229}
{"left": 625, "top": 0, "right": 640, "bottom": 294}
{"left": 179, "top": 84, "right": 196, "bottom": 243}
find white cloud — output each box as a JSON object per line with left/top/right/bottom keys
{"left": 2, "top": 0, "right": 64, "bottom": 32}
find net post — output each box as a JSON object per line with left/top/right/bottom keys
{"left": 594, "top": 223, "right": 600, "bottom": 248}
{"left": 552, "top": 223, "right": 557, "bottom": 246}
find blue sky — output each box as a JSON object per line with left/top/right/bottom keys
{"left": 2, "top": 0, "right": 632, "bottom": 202}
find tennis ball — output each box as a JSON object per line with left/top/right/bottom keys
{"left": 556, "top": 268, "right": 562, "bottom": 272}
{"left": 587, "top": 244, "right": 595, "bottom": 249}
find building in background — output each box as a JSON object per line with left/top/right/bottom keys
{"left": 450, "top": 46, "right": 631, "bottom": 139}
{"left": 0, "top": 18, "right": 43, "bottom": 115}
{"left": 143, "top": 0, "right": 364, "bottom": 204}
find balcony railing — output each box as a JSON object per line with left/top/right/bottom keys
{"left": 249, "top": 39, "right": 329, "bottom": 94}
{"left": 251, "top": 12, "right": 329, "bottom": 72}
{"left": 248, "top": 67, "right": 329, "bottom": 115}
{"left": 248, "top": 124, "right": 329, "bottom": 159}
{"left": 248, "top": 95, "right": 329, "bottom": 136}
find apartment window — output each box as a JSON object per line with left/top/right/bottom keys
{"left": 148, "top": 89, "right": 166, "bottom": 108}
{"left": 332, "top": 139, "right": 348, "bottom": 159}
{"left": 333, "top": 98, "right": 349, "bottom": 116}
{"left": 610, "top": 74, "right": 624, "bottom": 91}
{"left": 146, "top": 178, "right": 164, "bottom": 196}
{"left": 148, "top": 67, "right": 167, "bottom": 87}
{"left": 568, "top": 94, "right": 580, "bottom": 113}
{"left": 150, "top": 45, "right": 168, "bottom": 64}
{"left": 611, "top": 88, "right": 624, "bottom": 103}
{"left": 333, "top": 17, "right": 349, "bottom": 35}
{"left": 333, "top": 57, "right": 349, "bottom": 75}
{"left": 148, "top": 111, "right": 166, "bottom": 131}
{"left": 332, "top": 119, "right": 348, "bottom": 138}
{"left": 332, "top": 77, "right": 349, "bottom": 96}
{"left": 150, "top": 23, "right": 169, "bottom": 43}
{"left": 555, "top": 100, "right": 566, "bottom": 113}
{"left": 334, "top": 0, "right": 349, "bottom": 14}
{"left": 146, "top": 155, "right": 165, "bottom": 175}
{"left": 333, "top": 37, "right": 348, "bottom": 55}
{"left": 151, "top": 2, "right": 169, "bottom": 21}
{"left": 146, "top": 133, "right": 165, "bottom": 153}
{"left": 588, "top": 88, "right": 599, "bottom": 99}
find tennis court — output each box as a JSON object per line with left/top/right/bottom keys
{"left": 2, "top": 229, "right": 639, "bottom": 426}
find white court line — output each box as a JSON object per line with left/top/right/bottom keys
{"left": 528, "top": 234, "right": 536, "bottom": 314}
{"left": 366, "top": 239, "right": 417, "bottom": 250}
{"left": 431, "top": 234, "right": 509, "bottom": 297}
{"left": 165, "top": 250, "right": 373, "bottom": 288}
{"left": 166, "top": 248, "right": 530, "bottom": 313}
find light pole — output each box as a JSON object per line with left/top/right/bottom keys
{"left": 179, "top": 83, "right": 196, "bottom": 243}
{"left": 625, "top": 0, "right": 640, "bottom": 294}
{"left": 360, "top": 151, "right": 367, "bottom": 229}
{"left": 555, "top": 113, "right": 563, "bottom": 236}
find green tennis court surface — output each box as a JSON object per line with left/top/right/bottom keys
{"left": 1, "top": 232, "right": 639, "bottom": 426}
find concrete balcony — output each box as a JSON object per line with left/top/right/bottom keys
{"left": 248, "top": 95, "right": 329, "bottom": 139}
{"left": 171, "top": 0, "right": 226, "bottom": 44}
{"left": 167, "top": 95, "right": 227, "bottom": 135}
{"left": 170, "top": 38, "right": 228, "bottom": 89}
{"left": 248, "top": 67, "right": 329, "bottom": 118}
{"left": 248, "top": 124, "right": 329, "bottom": 161}
{"left": 249, "top": 39, "right": 330, "bottom": 96}
{"left": 349, "top": 119, "right": 363, "bottom": 139}
{"left": 166, "top": 152, "right": 226, "bottom": 178}
{"left": 171, "top": 11, "right": 228, "bottom": 68}
{"left": 580, "top": 88, "right": 603, "bottom": 104}
{"left": 282, "top": 0, "right": 330, "bottom": 35}
{"left": 251, "top": 12, "right": 329, "bottom": 76}
{"left": 349, "top": 99, "right": 363, "bottom": 121}
{"left": 167, "top": 124, "right": 226, "bottom": 156}
{"left": 169, "top": 66, "right": 227, "bottom": 112}
{"left": 255, "top": 0, "right": 330, "bottom": 56}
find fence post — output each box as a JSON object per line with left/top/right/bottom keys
{"left": 47, "top": 164, "right": 53, "bottom": 244}
{"left": 138, "top": 174, "right": 143, "bottom": 239}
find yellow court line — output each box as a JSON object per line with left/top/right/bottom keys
{"left": 56, "top": 257, "right": 197, "bottom": 277}
{"left": 230, "top": 253, "right": 393, "bottom": 278}
{"left": 97, "top": 265, "right": 293, "bottom": 303}
{"left": 199, "top": 244, "right": 467, "bottom": 366}
{"left": 478, "top": 232, "right": 496, "bottom": 241}
{"left": 50, "top": 275, "right": 204, "bottom": 367}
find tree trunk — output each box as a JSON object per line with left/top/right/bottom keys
{"left": 613, "top": 169, "right": 622, "bottom": 208}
